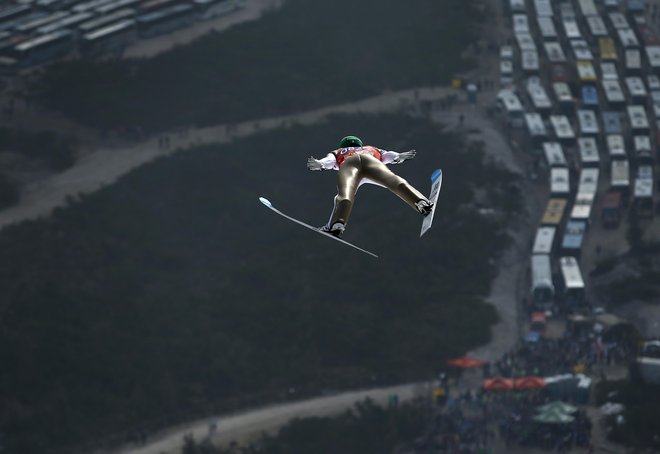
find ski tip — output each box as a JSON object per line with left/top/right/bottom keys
{"left": 431, "top": 168, "right": 442, "bottom": 181}
{"left": 259, "top": 197, "right": 272, "bottom": 208}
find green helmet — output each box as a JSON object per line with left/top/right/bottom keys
{"left": 339, "top": 135, "right": 363, "bottom": 148}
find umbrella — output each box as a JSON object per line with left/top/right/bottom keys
{"left": 525, "top": 331, "right": 541, "bottom": 343}
{"left": 536, "top": 401, "right": 578, "bottom": 414}
{"left": 514, "top": 376, "right": 545, "bottom": 390}
{"left": 533, "top": 408, "right": 575, "bottom": 424}
{"left": 483, "top": 376, "right": 514, "bottom": 391}
{"left": 446, "top": 356, "right": 486, "bottom": 368}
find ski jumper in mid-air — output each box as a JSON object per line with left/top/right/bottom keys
{"left": 307, "top": 135, "right": 434, "bottom": 237}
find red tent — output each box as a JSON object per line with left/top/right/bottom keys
{"left": 446, "top": 356, "right": 486, "bottom": 369}
{"left": 483, "top": 376, "right": 514, "bottom": 391}
{"left": 514, "top": 376, "right": 545, "bottom": 390}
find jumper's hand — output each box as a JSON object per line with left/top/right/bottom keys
{"left": 307, "top": 157, "right": 323, "bottom": 171}
{"left": 393, "top": 149, "right": 416, "bottom": 164}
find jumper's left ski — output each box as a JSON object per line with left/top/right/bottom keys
{"left": 259, "top": 197, "right": 378, "bottom": 258}
{"left": 420, "top": 168, "right": 443, "bottom": 237}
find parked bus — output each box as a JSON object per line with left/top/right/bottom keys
{"left": 80, "top": 18, "right": 135, "bottom": 57}
{"left": 617, "top": 28, "right": 640, "bottom": 49}
{"left": 578, "top": 137, "right": 601, "bottom": 167}
{"left": 581, "top": 85, "right": 599, "bottom": 109}
{"left": 599, "top": 37, "right": 618, "bottom": 61}
{"left": 625, "top": 49, "right": 642, "bottom": 74}
{"left": 602, "top": 111, "right": 623, "bottom": 134}
{"left": 577, "top": 0, "right": 598, "bottom": 17}
{"left": 36, "top": 12, "right": 93, "bottom": 35}
{"left": 633, "top": 135, "right": 653, "bottom": 163}
{"left": 12, "top": 28, "right": 73, "bottom": 67}
{"left": 77, "top": 8, "right": 135, "bottom": 34}
{"left": 543, "top": 142, "right": 568, "bottom": 167}
{"left": 607, "top": 134, "right": 627, "bottom": 159}
{"left": 15, "top": 11, "right": 67, "bottom": 33}
{"left": 577, "top": 60, "right": 597, "bottom": 83}
{"left": 527, "top": 82, "right": 551, "bottom": 111}
{"left": 570, "top": 193, "right": 596, "bottom": 224}
{"left": 533, "top": 226, "right": 557, "bottom": 255}
{"left": 578, "top": 167, "right": 600, "bottom": 195}
{"left": 577, "top": 109, "right": 599, "bottom": 135}
{"left": 561, "top": 221, "right": 587, "bottom": 258}
{"left": 586, "top": 15, "right": 608, "bottom": 39}
{"left": 537, "top": 16, "right": 557, "bottom": 40}
{"left": 516, "top": 32, "right": 537, "bottom": 52}
{"left": 646, "top": 45, "right": 660, "bottom": 74}
{"left": 549, "top": 62, "right": 575, "bottom": 84}
{"left": 611, "top": 159, "right": 630, "bottom": 200}
{"left": 552, "top": 82, "right": 574, "bottom": 111}
{"left": 522, "top": 50, "right": 540, "bottom": 73}
{"left": 0, "top": 5, "right": 33, "bottom": 24}
{"left": 545, "top": 41, "right": 567, "bottom": 62}
{"left": 628, "top": 105, "right": 650, "bottom": 132}
{"left": 95, "top": 0, "right": 141, "bottom": 14}
{"left": 542, "top": 198, "right": 568, "bottom": 226}
{"left": 562, "top": 17, "right": 582, "bottom": 40}
{"left": 509, "top": 0, "right": 525, "bottom": 13}
{"left": 559, "top": 256, "right": 585, "bottom": 306}
{"left": 634, "top": 165, "right": 654, "bottom": 217}
{"left": 636, "top": 23, "right": 660, "bottom": 47}
{"left": 551, "top": 166, "right": 571, "bottom": 196}
{"left": 513, "top": 14, "right": 530, "bottom": 34}
{"left": 531, "top": 254, "right": 555, "bottom": 310}
{"left": 609, "top": 11, "right": 630, "bottom": 30}
{"left": 601, "top": 191, "right": 623, "bottom": 228}
{"left": 572, "top": 40, "right": 594, "bottom": 60}
{"left": 600, "top": 61, "right": 619, "bottom": 80}
{"left": 496, "top": 89, "right": 525, "bottom": 128}
{"left": 534, "top": 0, "right": 553, "bottom": 17}
{"left": 550, "top": 115, "right": 576, "bottom": 142}
{"left": 625, "top": 76, "right": 647, "bottom": 100}
{"left": 525, "top": 112, "right": 548, "bottom": 140}
{"left": 602, "top": 80, "right": 626, "bottom": 107}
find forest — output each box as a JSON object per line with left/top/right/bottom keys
{"left": 0, "top": 113, "right": 523, "bottom": 452}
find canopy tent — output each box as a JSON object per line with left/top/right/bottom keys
{"left": 483, "top": 376, "right": 514, "bottom": 391}
{"left": 446, "top": 356, "right": 486, "bottom": 368}
{"left": 515, "top": 376, "right": 545, "bottom": 390}
{"left": 533, "top": 408, "right": 575, "bottom": 424}
{"left": 536, "top": 401, "right": 578, "bottom": 414}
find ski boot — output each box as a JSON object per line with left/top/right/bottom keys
{"left": 320, "top": 221, "right": 345, "bottom": 238}
{"left": 415, "top": 199, "right": 434, "bottom": 217}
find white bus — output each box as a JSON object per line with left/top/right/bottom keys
{"left": 617, "top": 28, "right": 640, "bottom": 49}
{"left": 559, "top": 2, "right": 575, "bottom": 19}
{"left": 15, "top": 11, "right": 67, "bottom": 33}
{"left": 572, "top": 40, "right": 594, "bottom": 60}
{"left": 577, "top": 109, "right": 599, "bottom": 135}
{"left": 527, "top": 82, "right": 552, "bottom": 110}
{"left": 562, "top": 18, "right": 582, "bottom": 40}
{"left": 602, "top": 80, "right": 626, "bottom": 106}
{"left": 628, "top": 105, "right": 650, "bottom": 132}
{"left": 552, "top": 82, "right": 574, "bottom": 108}
{"left": 634, "top": 165, "right": 654, "bottom": 216}
{"left": 607, "top": 134, "right": 627, "bottom": 159}
{"left": 550, "top": 115, "right": 576, "bottom": 141}
{"left": 516, "top": 32, "right": 537, "bottom": 52}
{"left": 578, "top": 167, "right": 600, "bottom": 195}
{"left": 647, "top": 74, "right": 660, "bottom": 91}
{"left": 611, "top": 159, "right": 630, "bottom": 194}
{"left": 533, "top": 226, "right": 557, "bottom": 255}
{"left": 509, "top": 0, "right": 525, "bottom": 13}
{"left": 80, "top": 18, "right": 136, "bottom": 57}
{"left": 600, "top": 61, "right": 619, "bottom": 80}
{"left": 560, "top": 256, "right": 585, "bottom": 305}
{"left": 525, "top": 112, "right": 548, "bottom": 139}
{"left": 522, "top": 50, "right": 540, "bottom": 73}
{"left": 578, "top": 137, "right": 601, "bottom": 167}
{"left": 513, "top": 14, "right": 530, "bottom": 34}
{"left": 551, "top": 167, "right": 571, "bottom": 196}
{"left": 543, "top": 142, "right": 568, "bottom": 167}
{"left": 609, "top": 12, "right": 630, "bottom": 30}
{"left": 534, "top": 0, "right": 553, "bottom": 17}
{"left": 36, "top": 11, "right": 93, "bottom": 35}
{"left": 645, "top": 46, "right": 660, "bottom": 73}
{"left": 586, "top": 15, "right": 608, "bottom": 38}
{"left": 77, "top": 8, "right": 135, "bottom": 33}
{"left": 625, "top": 49, "right": 642, "bottom": 74}
{"left": 537, "top": 16, "right": 557, "bottom": 40}
{"left": 496, "top": 89, "right": 525, "bottom": 127}
{"left": 633, "top": 135, "right": 653, "bottom": 163}
{"left": 532, "top": 254, "right": 555, "bottom": 309}
{"left": 545, "top": 41, "right": 567, "bottom": 62}
{"left": 626, "top": 76, "right": 647, "bottom": 100}
{"left": 570, "top": 192, "right": 596, "bottom": 222}
{"left": 95, "top": 0, "right": 141, "bottom": 14}
{"left": 577, "top": 0, "right": 598, "bottom": 17}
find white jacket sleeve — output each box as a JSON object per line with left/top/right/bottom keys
{"left": 380, "top": 150, "right": 401, "bottom": 165}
